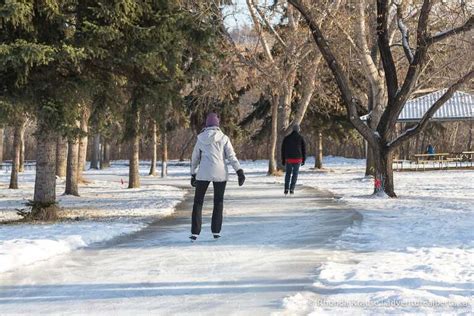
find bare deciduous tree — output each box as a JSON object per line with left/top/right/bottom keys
{"left": 288, "top": 0, "right": 473, "bottom": 196}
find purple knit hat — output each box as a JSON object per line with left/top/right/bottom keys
{"left": 205, "top": 113, "right": 220, "bottom": 127}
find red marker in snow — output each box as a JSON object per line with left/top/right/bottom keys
{"left": 374, "top": 178, "right": 382, "bottom": 189}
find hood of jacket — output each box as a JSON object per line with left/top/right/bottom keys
{"left": 197, "top": 127, "right": 225, "bottom": 145}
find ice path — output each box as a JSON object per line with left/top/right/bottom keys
{"left": 0, "top": 179, "right": 359, "bottom": 315}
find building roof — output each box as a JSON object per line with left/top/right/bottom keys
{"left": 361, "top": 90, "right": 474, "bottom": 122}
{"left": 399, "top": 90, "right": 473, "bottom": 122}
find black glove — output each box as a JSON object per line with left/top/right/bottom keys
{"left": 301, "top": 160, "right": 305, "bottom": 166}
{"left": 282, "top": 160, "right": 286, "bottom": 166}
{"left": 236, "top": 169, "right": 245, "bottom": 186}
{"left": 191, "top": 174, "right": 197, "bottom": 187}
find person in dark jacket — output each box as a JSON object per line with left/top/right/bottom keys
{"left": 426, "top": 144, "right": 435, "bottom": 160}
{"left": 281, "top": 124, "right": 306, "bottom": 195}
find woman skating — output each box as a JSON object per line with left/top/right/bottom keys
{"left": 190, "top": 113, "right": 245, "bottom": 241}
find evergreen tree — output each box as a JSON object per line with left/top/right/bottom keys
{"left": 80, "top": 0, "right": 221, "bottom": 187}
{"left": 0, "top": 0, "right": 87, "bottom": 219}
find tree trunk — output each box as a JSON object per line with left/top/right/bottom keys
{"left": 415, "top": 133, "right": 420, "bottom": 154}
{"left": 450, "top": 122, "right": 459, "bottom": 152}
{"left": 19, "top": 124, "right": 26, "bottom": 172}
{"left": 365, "top": 146, "right": 376, "bottom": 176}
{"left": 468, "top": 119, "right": 473, "bottom": 151}
{"left": 403, "top": 129, "right": 410, "bottom": 160}
{"left": 55, "top": 136, "right": 68, "bottom": 177}
{"left": 77, "top": 107, "right": 90, "bottom": 181}
{"left": 117, "top": 143, "right": 122, "bottom": 160}
{"left": 314, "top": 131, "right": 323, "bottom": 169}
{"left": 292, "top": 57, "right": 321, "bottom": 125}
{"left": 128, "top": 133, "right": 140, "bottom": 188}
{"left": 364, "top": 101, "right": 384, "bottom": 173}
{"left": 90, "top": 132, "right": 101, "bottom": 169}
{"left": 128, "top": 102, "right": 140, "bottom": 188}
{"left": 356, "top": 0, "right": 386, "bottom": 177}
{"left": 268, "top": 94, "right": 279, "bottom": 175}
{"left": 33, "top": 127, "right": 58, "bottom": 220}
{"left": 149, "top": 121, "right": 157, "bottom": 176}
{"left": 9, "top": 124, "right": 22, "bottom": 189}
{"left": 420, "top": 133, "right": 427, "bottom": 155}
{"left": 373, "top": 146, "right": 396, "bottom": 197}
{"left": 276, "top": 74, "right": 296, "bottom": 170}
{"left": 100, "top": 139, "right": 110, "bottom": 169}
{"left": 0, "top": 127, "right": 3, "bottom": 168}
{"left": 64, "top": 138, "right": 79, "bottom": 196}
{"left": 161, "top": 130, "right": 168, "bottom": 178}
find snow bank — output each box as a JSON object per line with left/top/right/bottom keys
{"left": 0, "top": 165, "right": 185, "bottom": 274}
{"left": 267, "top": 157, "right": 474, "bottom": 314}
{"left": 0, "top": 218, "right": 162, "bottom": 274}
{"left": 0, "top": 165, "right": 185, "bottom": 221}
{"left": 0, "top": 236, "right": 86, "bottom": 274}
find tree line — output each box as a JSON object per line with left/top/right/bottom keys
{"left": 1, "top": 0, "right": 472, "bottom": 221}
{"left": 0, "top": 0, "right": 224, "bottom": 220}
{"left": 232, "top": 0, "right": 472, "bottom": 196}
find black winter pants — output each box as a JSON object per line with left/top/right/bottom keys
{"left": 191, "top": 181, "right": 227, "bottom": 235}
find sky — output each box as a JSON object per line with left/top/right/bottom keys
{"left": 222, "top": 0, "right": 252, "bottom": 30}
{"left": 223, "top": 0, "right": 283, "bottom": 31}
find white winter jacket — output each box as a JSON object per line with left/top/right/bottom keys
{"left": 191, "top": 127, "right": 241, "bottom": 182}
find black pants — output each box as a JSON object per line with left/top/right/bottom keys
{"left": 285, "top": 163, "right": 300, "bottom": 191}
{"left": 191, "top": 181, "right": 227, "bottom": 235}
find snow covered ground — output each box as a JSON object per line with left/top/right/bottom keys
{"left": 198, "top": 156, "right": 472, "bottom": 314}
{"left": 0, "top": 157, "right": 472, "bottom": 314}
{"left": 0, "top": 163, "right": 185, "bottom": 274}
{"left": 260, "top": 156, "right": 473, "bottom": 315}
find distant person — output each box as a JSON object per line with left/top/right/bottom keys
{"left": 426, "top": 144, "right": 435, "bottom": 159}
{"left": 190, "top": 113, "right": 245, "bottom": 241}
{"left": 281, "top": 124, "right": 306, "bottom": 195}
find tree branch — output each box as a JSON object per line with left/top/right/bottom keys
{"left": 395, "top": 4, "right": 414, "bottom": 63}
{"left": 254, "top": 5, "right": 287, "bottom": 48}
{"left": 287, "top": 0, "right": 377, "bottom": 147}
{"left": 292, "top": 55, "right": 322, "bottom": 126}
{"left": 246, "top": 0, "right": 274, "bottom": 62}
{"left": 213, "top": 2, "right": 277, "bottom": 80}
{"left": 357, "top": 0, "right": 386, "bottom": 125}
{"left": 286, "top": 0, "right": 343, "bottom": 132}
{"left": 426, "top": 16, "right": 474, "bottom": 45}
{"left": 377, "top": 0, "right": 432, "bottom": 137}
{"left": 389, "top": 69, "right": 474, "bottom": 149}
{"left": 376, "top": 0, "right": 399, "bottom": 102}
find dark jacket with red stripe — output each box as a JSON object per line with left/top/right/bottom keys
{"left": 281, "top": 131, "right": 306, "bottom": 164}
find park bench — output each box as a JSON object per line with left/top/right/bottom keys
{"left": 444, "top": 152, "right": 474, "bottom": 168}
{"left": 461, "top": 151, "right": 474, "bottom": 167}
{"left": 446, "top": 155, "right": 463, "bottom": 167}
{"left": 392, "top": 159, "right": 415, "bottom": 171}
{"left": 413, "top": 153, "right": 449, "bottom": 170}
